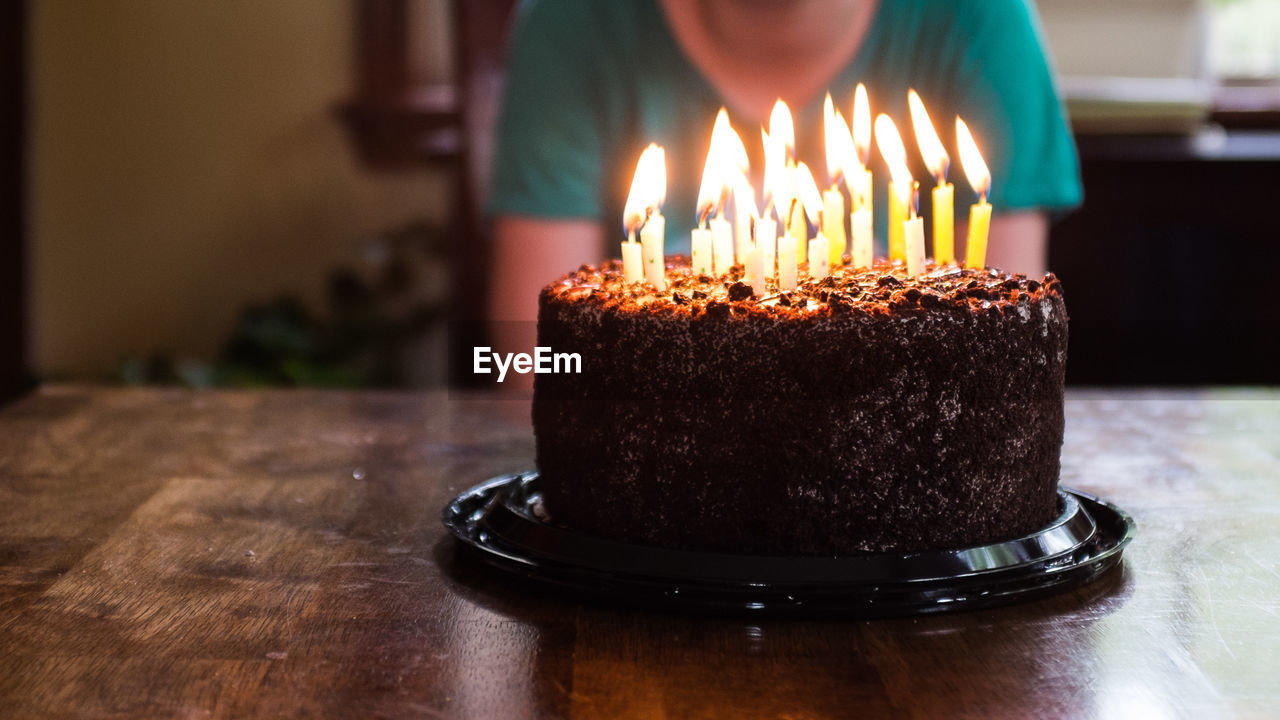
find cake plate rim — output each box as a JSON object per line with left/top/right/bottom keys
{"left": 440, "top": 472, "right": 1135, "bottom": 618}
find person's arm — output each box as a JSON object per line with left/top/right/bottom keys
{"left": 986, "top": 210, "right": 1048, "bottom": 277}
{"left": 489, "top": 216, "right": 604, "bottom": 323}
{"left": 487, "top": 216, "right": 604, "bottom": 392}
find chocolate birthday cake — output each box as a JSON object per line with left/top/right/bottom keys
{"left": 532, "top": 258, "right": 1068, "bottom": 556}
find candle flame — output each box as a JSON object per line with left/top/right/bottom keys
{"left": 956, "top": 117, "right": 990, "bottom": 200}
{"left": 792, "top": 162, "right": 823, "bottom": 226}
{"left": 696, "top": 109, "right": 747, "bottom": 224}
{"left": 824, "top": 95, "right": 856, "bottom": 186}
{"left": 622, "top": 143, "right": 666, "bottom": 236}
{"left": 908, "top": 89, "right": 949, "bottom": 183}
{"left": 768, "top": 99, "right": 795, "bottom": 160}
{"left": 874, "top": 113, "right": 914, "bottom": 203}
{"left": 762, "top": 127, "right": 791, "bottom": 221}
{"left": 733, "top": 168, "right": 758, "bottom": 221}
{"left": 853, "top": 83, "right": 872, "bottom": 168}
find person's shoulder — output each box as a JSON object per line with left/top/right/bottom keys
{"left": 883, "top": 0, "right": 1034, "bottom": 32}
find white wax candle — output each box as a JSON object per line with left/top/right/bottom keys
{"left": 691, "top": 227, "right": 712, "bottom": 276}
{"left": 821, "top": 189, "right": 846, "bottom": 269}
{"left": 745, "top": 245, "right": 765, "bottom": 296}
{"left": 905, "top": 215, "right": 926, "bottom": 276}
{"left": 622, "top": 238, "right": 643, "bottom": 282}
{"left": 809, "top": 236, "right": 829, "bottom": 280}
{"left": 711, "top": 216, "right": 734, "bottom": 276}
{"left": 787, "top": 201, "right": 808, "bottom": 264}
{"left": 735, "top": 202, "right": 752, "bottom": 265}
{"left": 778, "top": 234, "right": 797, "bottom": 291}
{"left": 851, "top": 166, "right": 872, "bottom": 212}
{"left": 757, "top": 217, "right": 777, "bottom": 280}
{"left": 641, "top": 213, "right": 666, "bottom": 291}
{"left": 850, "top": 207, "right": 873, "bottom": 270}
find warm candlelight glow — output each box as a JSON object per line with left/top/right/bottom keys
{"left": 852, "top": 84, "right": 872, "bottom": 169}
{"left": 874, "top": 115, "right": 911, "bottom": 191}
{"left": 696, "top": 109, "right": 747, "bottom": 224}
{"left": 762, "top": 127, "right": 791, "bottom": 224}
{"left": 623, "top": 143, "right": 666, "bottom": 236}
{"left": 957, "top": 117, "right": 992, "bottom": 270}
{"left": 769, "top": 99, "right": 795, "bottom": 161}
{"left": 824, "top": 94, "right": 856, "bottom": 186}
{"left": 907, "top": 89, "right": 949, "bottom": 183}
{"left": 875, "top": 113, "right": 913, "bottom": 261}
{"left": 908, "top": 90, "right": 955, "bottom": 265}
{"left": 622, "top": 143, "right": 667, "bottom": 289}
{"left": 793, "top": 162, "right": 823, "bottom": 228}
{"left": 956, "top": 117, "right": 991, "bottom": 200}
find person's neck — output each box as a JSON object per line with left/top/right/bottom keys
{"left": 659, "top": 0, "right": 877, "bottom": 123}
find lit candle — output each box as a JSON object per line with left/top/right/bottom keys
{"left": 908, "top": 90, "right": 954, "bottom": 265}
{"left": 761, "top": 118, "right": 788, "bottom": 281}
{"left": 622, "top": 143, "right": 666, "bottom": 287}
{"left": 875, "top": 114, "right": 912, "bottom": 263}
{"left": 850, "top": 84, "right": 874, "bottom": 212}
{"left": 822, "top": 94, "right": 850, "bottom": 269}
{"left": 778, "top": 233, "right": 797, "bottom": 291}
{"left": 767, "top": 100, "right": 799, "bottom": 263}
{"left": 787, "top": 197, "right": 807, "bottom": 266}
{"left": 740, "top": 191, "right": 766, "bottom": 296}
{"left": 745, "top": 243, "right": 765, "bottom": 296}
{"left": 733, "top": 170, "right": 754, "bottom": 264}
{"left": 849, "top": 84, "right": 874, "bottom": 269}
{"left": 691, "top": 226, "right": 712, "bottom": 276}
{"left": 957, "top": 117, "right": 992, "bottom": 270}
{"left": 696, "top": 109, "right": 748, "bottom": 277}
{"left": 903, "top": 181, "right": 926, "bottom": 276}
{"left": 792, "top": 162, "right": 825, "bottom": 280}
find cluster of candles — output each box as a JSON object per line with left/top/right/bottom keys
{"left": 621, "top": 86, "right": 993, "bottom": 295}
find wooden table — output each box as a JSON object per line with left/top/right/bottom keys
{"left": 1, "top": 386, "right": 1277, "bottom": 718}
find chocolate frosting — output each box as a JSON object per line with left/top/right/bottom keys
{"left": 533, "top": 257, "right": 1068, "bottom": 555}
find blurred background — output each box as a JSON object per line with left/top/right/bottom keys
{"left": 2, "top": 0, "right": 1278, "bottom": 399}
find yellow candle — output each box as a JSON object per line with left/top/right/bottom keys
{"left": 809, "top": 236, "right": 829, "bottom": 280}
{"left": 956, "top": 117, "right": 992, "bottom": 271}
{"left": 850, "top": 207, "right": 873, "bottom": 269}
{"left": 966, "top": 201, "right": 991, "bottom": 270}
{"left": 822, "top": 189, "right": 846, "bottom": 268}
{"left": 875, "top": 114, "right": 913, "bottom": 264}
{"left": 622, "top": 236, "right": 643, "bottom": 282}
{"left": 908, "top": 89, "right": 954, "bottom": 265}
{"left": 790, "top": 162, "right": 823, "bottom": 266}
{"left": 691, "top": 226, "right": 712, "bottom": 276}
{"left": 888, "top": 185, "right": 906, "bottom": 262}
{"left": 778, "top": 233, "right": 797, "bottom": 290}
{"left": 933, "top": 183, "right": 955, "bottom": 264}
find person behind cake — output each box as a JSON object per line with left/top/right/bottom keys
{"left": 486, "top": 0, "right": 1082, "bottom": 385}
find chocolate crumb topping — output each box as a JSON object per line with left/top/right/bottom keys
{"left": 543, "top": 256, "right": 1063, "bottom": 319}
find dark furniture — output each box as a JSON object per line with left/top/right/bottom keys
{"left": 1049, "top": 130, "right": 1280, "bottom": 385}
{"left": 1, "top": 386, "right": 1277, "bottom": 717}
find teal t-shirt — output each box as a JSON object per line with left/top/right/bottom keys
{"left": 488, "top": 0, "right": 1081, "bottom": 254}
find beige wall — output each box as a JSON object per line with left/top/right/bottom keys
{"left": 30, "top": 0, "right": 450, "bottom": 379}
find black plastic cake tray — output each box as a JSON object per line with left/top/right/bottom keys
{"left": 441, "top": 472, "right": 1134, "bottom": 618}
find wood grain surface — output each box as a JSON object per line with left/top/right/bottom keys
{"left": 1, "top": 386, "right": 1278, "bottom": 718}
